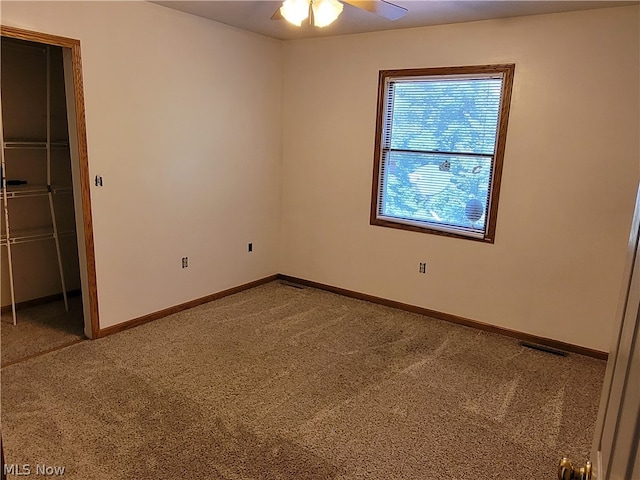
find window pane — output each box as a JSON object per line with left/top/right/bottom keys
{"left": 372, "top": 65, "right": 514, "bottom": 242}
{"left": 389, "top": 78, "right": 502, "bottom": 155}
{"left": 381, "top": 151, "right": 492, "bottom": 233}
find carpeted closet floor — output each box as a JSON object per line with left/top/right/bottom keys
{"left": 1, "top": 295, "right": 85, "bottom": 366}
{"left": 1, "top": 281, "right": 605, "bottom": 479}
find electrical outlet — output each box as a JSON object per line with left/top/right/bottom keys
{"left": 419, "top": 262, "right": 427, "bottom": 274}
{"left": 248, "top": 242, "right": 253, "bottom": 253}
{"left": 182, "top": 257, "right": 188, "bottom": 268}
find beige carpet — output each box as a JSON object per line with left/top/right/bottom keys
{"left": 1, "top": 296, "right": 85, "bottom": 366}
{"left": 1, "top": 281, "right": 605, "bottom": 479}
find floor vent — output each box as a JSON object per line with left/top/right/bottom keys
{"left": 280, "top": 281, "right": 305, "bottom": 290}
{"left": 520, "top": 341, "right": 567, "bottom": 356}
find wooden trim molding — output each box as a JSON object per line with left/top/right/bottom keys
{"left": 1, "top": 25, "right": 100, "bottom": 338}
{"left": 0, "top": 25, "right": 78, "bottom": 48}
{"left": 89, "top": 272, "right": 607, "bottom": 361}
{"left": 278, "top": 274, "right": 609, "bottom": 361}
{"left": 97, "top": 275, "right": 279, "bottom": 338}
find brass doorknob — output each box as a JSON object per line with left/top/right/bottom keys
{"left": 558, "top": 457, "right": 592, "bottom": 480}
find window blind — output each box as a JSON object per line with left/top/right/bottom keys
{"left": 377, "top": 73, "right": 505, "bottom": 238}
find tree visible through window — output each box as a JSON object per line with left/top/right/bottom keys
{"left": 370, "top": 65, "right": 515, "bottom": 242}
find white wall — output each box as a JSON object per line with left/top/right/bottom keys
{"left": 280, "top": 6, "right": 640, "bottom": 352}
{"left": 1, "top": 1, "right": 283, "bottom": 329}
{"left": 3, "top": 3, "right": 638, "bottom": 351}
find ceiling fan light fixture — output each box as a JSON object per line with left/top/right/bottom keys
{"left": 280, "top": 0, "right": 310, "bottom": 26}
{"left": 311, "top": 0, "right": 343, "bottom": 27}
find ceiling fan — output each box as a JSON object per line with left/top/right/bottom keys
{"left": 272, "top": 0, "right": 408, "bottom": 28}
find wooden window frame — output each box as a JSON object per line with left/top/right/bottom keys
{"left": 370, "top": 64, "right": 515, "bottom": 243}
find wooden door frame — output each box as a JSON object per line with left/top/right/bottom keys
{"left": 1, "top": 25, "right": 99, "bottom": 338}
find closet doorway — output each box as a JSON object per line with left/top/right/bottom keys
{"left": 0, "top": 26, "right": 98, "bottom": 366}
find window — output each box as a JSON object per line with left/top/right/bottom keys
{"left": 370, "top": 64, "right": 515, "bottom": 242}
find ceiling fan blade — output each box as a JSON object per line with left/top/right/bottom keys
{"left": 271, "top": 6, "right": 284, "bottom": 20}
{"left": 344, "top": 0, "right": 407, "bottom": 21}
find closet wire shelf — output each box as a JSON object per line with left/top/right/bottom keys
{"left": 1, "top": 227, "right": 76, "bottom": 246}
{"left": 3, "top": 140, "right": 69, "bottom": 149}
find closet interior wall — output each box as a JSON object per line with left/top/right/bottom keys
{"left": 1, "top": 37, "right": 81, "bottom": 313}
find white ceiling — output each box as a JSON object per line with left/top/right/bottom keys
{"left": 151, "top": 0, "right": 637, "bottom": 40}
